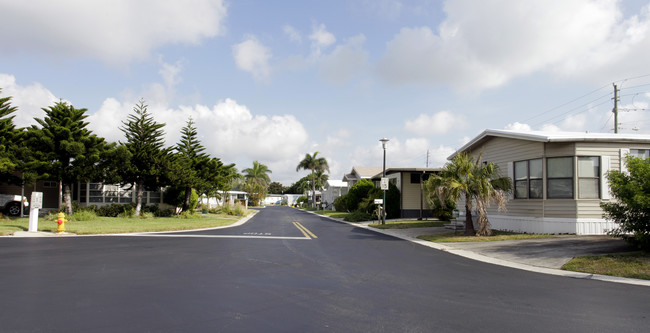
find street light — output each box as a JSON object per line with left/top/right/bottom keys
{"left": 380, "top": 138, "right": 389, "bottom": 225}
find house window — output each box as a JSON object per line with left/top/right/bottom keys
{"left": 578, "top": 156, "right": 600, "bottom": 199}
{"left": 630, "top": 149, "right": 650, "bottom": 159}
{"left": 43, "top": 181, "right": 57, "bottom": 188}
{"left": 410, "top": 173, "right": 430, "bottom": 184}
{"left": 514, "top": 159, "right": 543, "bottom": 199}
{"left": 547, "top": 157, "right": 573, "bottom": 199}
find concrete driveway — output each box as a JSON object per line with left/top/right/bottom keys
{"left": 442, "top": 235, "right": 636, "bottom": 269}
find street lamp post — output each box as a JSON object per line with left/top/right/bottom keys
{"left": 380, "top": 138, "right": 389, "bottom": 225}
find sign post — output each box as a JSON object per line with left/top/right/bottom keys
{"left": 28, "top": 192, "right": 42, "bottom": 232}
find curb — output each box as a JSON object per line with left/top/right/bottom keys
{"left": 303, "top": 210, "right": 650, "bottom": 287}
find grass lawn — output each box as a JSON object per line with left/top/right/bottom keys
{"left": 561, "top": 252, "right": 650, "bottom": 280}
{"left": 369, "top": 220, "right": 447, "bottom": 229}
{"left": 417, "top": 230, "right": 571, "bottom": 242}
{"left": 311, "top": 210, "right": 349, "bottom": 219}
{"left": 0, "top": 214, "right": 242, "bottom": 235}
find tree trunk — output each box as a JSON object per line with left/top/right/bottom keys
{"left": 475, "top": 200, "right": 492, "bottom": 236}
{"left": 463, "top": 193, "right": 476, "bottom": 236}
{"left": 312, "top": 172, "right": 316, "bottom": 209}
{"left": 63, "top": 183, "right": 73, "bottom": 216}
{"left": 135, "top": 181, "right": 143, "bottom": 217}
{"left": 183, "top": 186, "right": 192, "bottom": 212}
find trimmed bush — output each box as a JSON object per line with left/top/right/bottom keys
{"left": 343, "top": 210, "right": 374, "bottom": 222}
{"left": 346, "top": 179, "right": 375, "bottom": 211}
{"left": 334, "top": 194, "right": 348, "bottom": 212}
{"left": 97, "top": 203, "right": 134, "bottom": 217}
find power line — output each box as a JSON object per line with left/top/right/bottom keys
{"left": 532, "top": 94, "right": 612, "bottom": 127}
{"left": 520, "top": 84, "right": 610, "bottom": 124}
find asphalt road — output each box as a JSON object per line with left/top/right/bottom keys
{"left": 0, "top": 206, "right": 648, "bottom": 332}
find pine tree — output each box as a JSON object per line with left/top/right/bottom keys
{"left": 27, "top": 101, "right": 107, "bottom": 215}
{"left": 119, "top": 99, "right": 171, "bottom": 216}
{"left": 0, "top": 89, "right": 19, "bottom": 184}
{"left": 173, "top": 118, "right": 209, "bottom": 211}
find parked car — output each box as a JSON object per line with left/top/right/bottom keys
{"left": 0, "top": 194, "right": 29, "bottom": 217}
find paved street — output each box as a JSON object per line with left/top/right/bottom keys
{"left": 0, "top": 206, "right": 648, "bottom": 332}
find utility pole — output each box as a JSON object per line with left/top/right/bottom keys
{"left": 613, "top": 83, "right": 619, "bottom": 133}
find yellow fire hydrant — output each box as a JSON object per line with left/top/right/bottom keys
{"left": 55, "top": 212, "right": 67, "bottom": 233}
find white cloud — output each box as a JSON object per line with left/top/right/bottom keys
{"left": 347, "top": 137, "right": 455, "bottom": 169}
{"left": 363, "top": 0, "right": 403, "bottom": 20}
{"left": 309, "top": 23, "right": 336, "bottom": 58}
{"left": 232, "top": 35, "right": 273, "bottom": 82}
{"left": 377, "top": 0, "right": 650, "bottom": 91}
{"left": 0, "top": 0, "right": 227, "bottom": 65}
{"left": 158, "top": 56, "right": 184, "bottom": 88}
{"left": 504, "top": 122, "right": 533, "bottom": 132}
{"left": 319, "top": 34, "right": 369, "bottom": 83}
{"left": 283, "top": 24, "right": 302, "bottom": 42}
{"left": 404, "top": 110, "right": 467, "bottom": 136}
{"left": 88, "top": 97, "right": 308, "bottom": 161}
{"left": 0, "top": 74, "right": 58, "bottom": 127}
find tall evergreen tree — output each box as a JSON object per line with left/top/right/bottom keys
{"left": 0, "top": 89, "right": 20, "bottom": 184}
{"left": 173, "top": 118, "right": 209, "bottom": 211}
{"left": 296, "top": 152, "right": 329, "bottom": 208}
{"left": 195, "top": 158, "right": 237, "bottom": 209}
{"left": 119, "top": 99, "right": 171, "bottom": 216}
{"left": 27, "top": 101, "right": 107, "bottom": 215}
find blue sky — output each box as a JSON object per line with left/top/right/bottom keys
{"left": 2, "top": 0, "right": 650, "bottom": 185}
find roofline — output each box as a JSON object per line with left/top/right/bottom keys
{"left": 449, "top": 129, "right": 650, "bottom": 160}
{"left": 370, "top": 167, "right": 441, "bottom": 179}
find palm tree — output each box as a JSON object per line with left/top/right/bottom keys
{"left": 243, "top": 161, "right": 271, "bottom": 205}
{"left": 425, "top": 152, "right": 511, "bottom": 236}
{"left": 296, "top": 152, "right": 329, "bottom": 208}
{"left": 243, "top": 160, "right": 271, "bottom": 186}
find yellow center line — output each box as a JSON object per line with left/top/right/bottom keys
{"left": 293, "top": 221, "right": 318, "bottom": 239}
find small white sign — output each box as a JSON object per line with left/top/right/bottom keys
{"left": 30, "top": 192, "right": 43, "bottom": 209}
{"left": 374, "top": 199, "right": 383, "bottom": 205}
{"left": 380, "top": 177, "right": 389, "bottom": 190}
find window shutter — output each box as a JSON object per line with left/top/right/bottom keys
{"left": 507, "top": 161, "right": 514, "bottom": 199}
{"left": 601, "top": 155, "right": 611, "bottom": 200}
{"left": 620, "top": 148, "right": 629, "bottom": 174}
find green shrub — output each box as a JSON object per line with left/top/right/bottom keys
{"left": 97, "top": 203, "right": 129, "bottom": 217}
{"left": 346, "top": 179, "right": 375, "bottom": 211}
{"left": 70, "top": 210, "right": 98, "bottom": 221}
{"left": 334, "top": 194, "right": 348, "bottom": 212}
{"left": 140, "top": 212, "right": 155, "bottom": 219}
{"left": 431, "top": 196, "right": 456, "bottom": 221}
{"left": 219, "top": 203, "right": 247, "bottom": 216}
{"left": 173, "top": 210, "right": 202, "bottom": 219}
{"left": 343, "top": 210, "right": 373, "bottom": 222}
{"left": 117, "top": 205, "right": 135, "bottom": 218}
{"left": 297, "top": 196, "right": 308, "bottom": 207}
{"left": 386, "top": 183, "right": 401, "bottom": 219}
{"left": 72, "top": 204, "right": 97, "bottom": 214}
{"left": 163, "top": 187, "right": 199, "bottom": 210}
{"left": 142, "top": 204, "right": 173, "bottom": 217}
{"left": 602, "top": 155, "right": 650, "bottom": 251}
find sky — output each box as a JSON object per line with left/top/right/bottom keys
{"left": 3, "top": 0, "right": 650, "bottom": 185}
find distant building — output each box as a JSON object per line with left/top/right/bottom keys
{"left": 371, "top": 167, "right": 440, "bottom": 218}
{"left": 342, "top": 166, "right": 383, "bottom": 189}
{"left": 322, "top": 179, "right": 348, "bottom": 210}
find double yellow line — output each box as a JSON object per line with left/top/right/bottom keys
{"left": 293, "top": 221, "right": 317, "bottom": 239}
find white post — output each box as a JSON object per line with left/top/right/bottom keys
{"left": 28, "top": 192, "right": 43, "bottom": 232}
